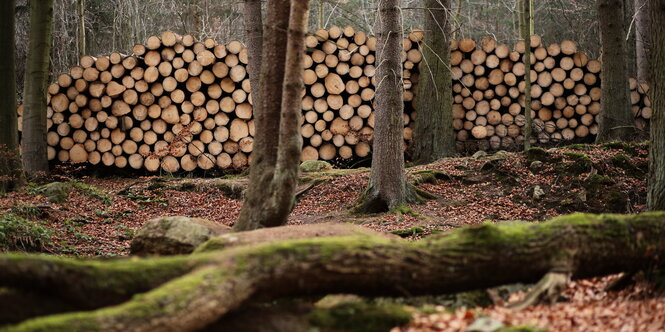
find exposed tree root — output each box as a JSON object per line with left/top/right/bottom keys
{"left": 508, "top": 272, "right": 571, "bottom": 310}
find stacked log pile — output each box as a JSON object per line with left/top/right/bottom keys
{"left": 18, "top": 28, "right": 651, "bottom": 172}
{"left": 447, "top": 36, "right": 651, "bottom": 151}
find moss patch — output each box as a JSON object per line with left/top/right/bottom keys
{"left": 391, "top": 226, "right": 425, "bottom": 238}
{"left": 525, "top": 147, "right": 550, "bottom": 163}
{"left": 556, "top": 152, "right": 592, "bottom": 176}
{"left": 308, "top": 300, "right": 411, "bottom": 332}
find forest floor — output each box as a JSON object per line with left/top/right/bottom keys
{"left": 1, "top": 141, "right": 663, "bottom": 331}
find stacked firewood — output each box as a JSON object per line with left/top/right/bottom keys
{"left": 448, "top": 36, "right": 651, "bottom": 151}
{"left": 18, "top": 28, "right": 651, "bottom": 172}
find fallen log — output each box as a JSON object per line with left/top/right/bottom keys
{"left": 1, "top": 212, "right": 664, "bottom": 331}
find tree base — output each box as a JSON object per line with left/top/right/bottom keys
{"left": 354, "top": 182, "right": 432, "bottom": 214}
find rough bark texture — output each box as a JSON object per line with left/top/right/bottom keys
{"left": 634, "top": 0, "right": 650, "bottom": 83}
{"left": 21, "top": 0, "right": 53, "bottom": 176}
{"left": 77, "top": 0, "right": 85, "bottom": 58}
{"left": 0, "top": 0, "right": 23, "bottom": 193}
{"left": 624, "top": 0, "right": 636, "bottom": 78}
{"left": 412, "top": 0, "right": 456, "bottom": 163}
{"left": 595, "top": 0, "right": 636, "bottom": 143}
{"left": 521, "top": 0, "right": 533, "bottom": 150}
{"left": 243, "top": 0, "right": 263, "bottom": 106}
{"left": 2, "top": 213, "right": 665, "bottom": 331}
{"left": 358, "top": 0, "right": 419, "bottom": 212}
{"left": 647, "top": 0, "right": 665, "bottom": 210}
{"left": 235, "top": 0, "right": 309, "bottom": 230}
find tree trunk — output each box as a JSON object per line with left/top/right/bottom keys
{"left": 357, "top": 0, "right": 422, "bottom": 212}
{"left": 634, "top": 0, "right": 650, "bottom": 83}
{"left": 2, "top": 213, "right": 665, "bottom": 331}
{"left": 77, "top": 0, "right": 85, "bottom": 59}
{"left": 0, "top": 0, "right": 23, "bottom": 193}
{"left": 21, "top": 0, "right": 53, "bottom": 177}
{"left": 623, "top": 0, "right": 636, "bottom": 78}
{"left": 234, "top": 0, "right": 309, "bottom": 231}
{"left": 412, "top": 0, "right": 456, "bottom": 163}
{"left": 521, "top": 0, "right": 533, "bottom": 150}
{"left": 648, "top": 0, "right": 665, "bottom": 210}
{"left": 595, "top": 0, "right": 636, "bottom": 143}
{"left": 243, "top": 0, "right": 262, "bottom": 106}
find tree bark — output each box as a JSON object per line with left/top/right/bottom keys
{"left": 243, "top": 0, "right": 263, "bottom": 106}
{"left": 358, "top": 0, "right": 422, "bottom": 212}
{"left": 21, "top": 0, "right": 53, "bottom": 177}
{"left": 634, "top": 0, "right": 650, "bottom": 83}
{"left": 0, "top": 0, "right": 23, "bottom": 193}
{"left": 521, "top": 0, "right": 533, "bottom": 150}
{"left": 623, "top": 0, "right": 636, "bottom": 78}
{"left": 234, "top": 0, "right": 309, "bottom": 230}
{"left": 647, "top": 0, "right": 665, "bottom": 210}
{"left": 2, "top": 213, "right": 665, "bottom": 331}
{"left": 77, "top": 0, "right": 85, "bottom": 59}
{"left": 595, "top": 0, "right": 636, "bottom": 143}
{"left": 412, "top": 0, "right": 456, "bottom": 163}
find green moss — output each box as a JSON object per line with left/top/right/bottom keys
{"left": 308, "top": 300, "right": 412, "bottom": 332}
{"left": 211, "top": 181, "right": 245, "bottom": 199}
{"left": 584, "top": 174, "right": 615, "bottom": 192}
{"left": 604, "top": 190, "right": 628, "bottom": 213}
{"left": 38, "top": 182, "right": 71, "bottom": 203}
{"left": 389, "top": 204, "right": 420, "bottom": 216}
{"left": 411, "top": 170, "right": 450, "bottom": 185}
{"left": 602, "top": 141, "right": 637, "bottom": 155}
{"left": 610, "top": 153, "right": 645, "bottom": 177}
{"left": 525, "top": 147, "right": 550, "bottom": 163}
{"left": 300, "top": 160, "right": 333, "bottom": 172}
{"left": 556, "top": 152, "right": 592, "bottom": 175}
{"left": 173, "top": 182, "right": 197, "bottom": 192}
{"left": 563, "top": 143, "right": 593, "bottom": 151}
{"left": 391, "top": 226, "right": 425, "bottom": 238}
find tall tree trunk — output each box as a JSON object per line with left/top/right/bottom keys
{"left": 234, "top": 0, "right": 309, "bottom": 231}
{"left": 521, "top": 0, "right": 533, "bottom": 150}
{"left": 595, "top": 0, "right": 635, "bottom": 143}
{"left": 77, "top": 0, "right": 85, "bottom": 58}
{"left": 634, "top": 0, "right": 650, "bottom": 83}
{"left": 647, "top": 0, "right": 665, "bottom": 211}
{"left": 21, "top": 0, "right": 53, "bottom": 177}
{"left": 0, "top": 0, "right": 23, "bottom": 193}
{"left": 3, "top": 213, "right": 665, "bottom": 331}
{"left": 357, "top": 0, "right": 424, "bottom": 212}
{"left": 624, "top": 0, "right": 637, "bottom": 78}
{"left": 412, "top": 0, "right": 456, "bottom": 163}
{"left": 243, "top": 0, "right": 263, "bottom": 107}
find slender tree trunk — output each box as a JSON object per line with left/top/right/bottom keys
{"left": 647, "top": 0, "right": 665, "bottom": 210}
{"left": 3, "top": 213, "right": 665, "bottom": 331}
{"left": 0, "top": 0, "right": 23, "bottom": 193}
{"left": 235, "top": 0, "right": 309, "bottom": 230}
{"left": 77, "top": 0, "right": 85, "bottom": 58}
{"left": 243, "top": 0, "right": 263, "bottom": 107}
{"left": 21, "top": 0, "right": 53, "bottom": 177}
{"left": 521, "top": 0, "right": 533, "bottom": 150}
{"left": 634, "top": 0, "right": 650, "bottom": 83}
{"left": 412, "top": 0, "right": 456, "bottom": 163}
{"left": 357, "top": 0, "right": 423, "bottom": 212}
{"left": 624, "top": 0, "right": 637, "bottom": 78}
{"left": 595, "top": 0, "right": 635, "bottom": 143}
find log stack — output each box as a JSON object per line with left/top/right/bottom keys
{"left": 445, "top": 36, "right": 651, "bottom": 152}
{"left": 18, "top": 28, "right": 651, "bottom": 172}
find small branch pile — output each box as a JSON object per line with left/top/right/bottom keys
{"left": 16, "top": 28, "right": 651, "bottom": 172}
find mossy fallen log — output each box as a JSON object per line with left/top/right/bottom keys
{"left": 1, "top": 212, "right": 664, "bottom": 331}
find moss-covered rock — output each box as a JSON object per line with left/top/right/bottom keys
{"left": 391, "top": 226, "right": 425, "bottom": 238}
{"left": 602, "top": 141, "right": 637, "bottom": 155}
{"left": 411, "top": 170, "right": 450, "bottom": 185}
{"left": 41, "top": 182, "right": 71, "bottom": 204}
{"left": 584, "top": 174, "right": 615, "bottom": 192}
{"left": 563, "top": 143, "right": 593, "bottom": 151}
{"left": 130, "top": 216, "right": 231, "bottom": 256}
{"left": 300, "top": 160, "right": 333, "bottom": 172}
{"left": 556, "top": 152, "right": 592, "bottom": 175}
{"left": 525, "top": 147, "right": 550, "bottom": 163}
